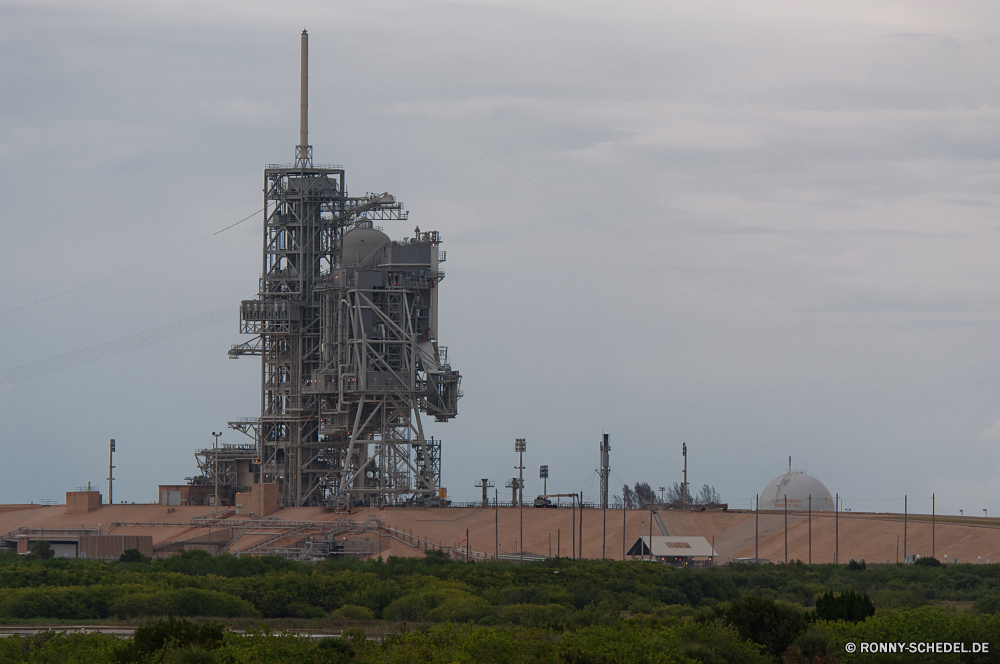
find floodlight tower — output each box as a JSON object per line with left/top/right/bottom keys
{"left": 227, "top": 30, "right": 462, "bottom": 507}
{"left": 539, "top": 465, "right": 549, "bottom": 495}
{"left": 514, "top": 439, "right": 526, "bottom": 506}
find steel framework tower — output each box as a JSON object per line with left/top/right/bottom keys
{"left": 227, "top": 31, "right": 461, "bottom": 507}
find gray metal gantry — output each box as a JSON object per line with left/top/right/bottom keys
{"left": 227, "top": 30, "right": 460, "bottom": 508}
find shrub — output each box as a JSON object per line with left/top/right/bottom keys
{"left": 874, "top": 589, "right": 927, "bottom": 610}
{"left": 427, "top": 593, "right": 492, "bottom": 623}
{"left": 286, "top": 602, "right": 325, "bottom": 619}
{"left": 915, "top": 556, "right": 942, "bottom": 567}
{"left": 785, "top": 630, "right": 835, "bottom": 664}
{"left": 703, "top": 595, "right": 808, "bottom": 660}
{"left": 119, "top": 549, "right": 149, "bottom": 563}
{"left": 334, "top": 604, "right": 374, "bottom": 620}
{"left": 114, "top": 619, "right": 225, "bottom": 664}
{"left": 28, "top": 541, "right": 54, "bottom": 560}
{"left": 814, "top": 589, "right": 875, "bottom": 623}
{"left": 422, "top": 549, "right": 452, "bottom": 566}
{"left": 500, "top": 585, "right": 548, "bottom": 605}
{"left": 110, "top": 588, "right": 260, "bottom": 619}
{"left": 0, "top": 586, "right": 115, "bottom": 620}
{"left": 973, "top": 591, "right": 1000, "bottom": 614}
{"left": 496, "top": 603, "right": 569, "bottom": 628}
{"left": 382, "top": 594, "right": 430, "bottom": 622}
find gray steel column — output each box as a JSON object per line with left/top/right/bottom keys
{"left": 300, "top": 30, "right": 308, "bottom": 150}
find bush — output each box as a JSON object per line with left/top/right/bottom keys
{"left": 677, "top": 620, "right": 772, "bottom": 664}
{"left": 0, "top": 586, "right": 115, "bottom": 620}
{"left": 496, "top": 603, "right": 568, "bottom": 628}
{"left": 973, "top": 591, "right": 1000, "bottom": 614}
{"left": 847, "top": 559, "right": 866, "bottom": 571}
{"left": 785, "top": 630, "right": 834, "bottom": 664}
{"left": 334, "top": 604, "right": 375, "bottom": 620}
{"left": 500, "top": 585, "right": 549, "bottom": 605}
{"left": 914, "top": 556, "right": 942, "bottom": 567}
{"left": 874, "top": 589, "right": 927, "bottom": 610}
{"left": 0, "top": 631, "right": 118, "bottom": 662}
{"left": 382, "top": 594, "right": 430, "bottom": 622}
{"left": 427, "top": 593, "right": 493, "bottom": 623}
{"left": 422, "top": 549, "right": 452, "bottom": 565}
{"left": 703, "top": 595, "right": 808, "bottom": 660}
{"left": 28, "top": 541, "right": 54, "bottom": 560}
{"left": 119, "top": 549, "right": 149, "bottom": 563}
{"left": 114, "top": 619, "right": 225, "bottom": 664}
{"left": 814, "top": 589, "right": 875, "bottom": 623}
{"left": 110, "top": 588, "right": 260, "bottom": 619}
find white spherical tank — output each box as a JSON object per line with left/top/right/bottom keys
{"left": 342, "top": 226, "right": 390, "bottom": 266}
{"left": 761, "top": 472, "right": 834, "bottom": 511}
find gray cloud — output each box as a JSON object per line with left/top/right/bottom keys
{"left": 1, "top": 0, "right": 999, "bottom": 515}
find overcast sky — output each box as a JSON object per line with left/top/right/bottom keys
{"left": 2, "top": 1, "right": 999, "bottom": 516}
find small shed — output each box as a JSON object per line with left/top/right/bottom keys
{"left": 626, "top": 536, "right": 717, "bottom": 567}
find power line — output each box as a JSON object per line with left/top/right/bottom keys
{"left": 0, "top": 34, "right": 296, "bottom": 261}
{"left": 0, "top": 207, "right": 261, "bottom": 319}
{"left": 0, "top": 304, "right": 236, "bottom": 385}
{"left": 317, "top": 35, "right": 1000, "bottom": 435}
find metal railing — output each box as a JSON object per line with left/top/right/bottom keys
{"left": 265, "top": 163, "right": 344, "bottom": 170}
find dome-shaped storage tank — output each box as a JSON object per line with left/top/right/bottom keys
{"left": 342, "top": 224, "right": 389, "bottom": 266}
{"left": 761, "top": 472, "right": 834, "bottom": 511}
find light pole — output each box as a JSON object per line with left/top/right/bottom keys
{"left": 984, "top": 509, "right": 988, "bottom": 518}
{"left": 659, "top": 486, "right": 665, "bottom": 504}
{"left": 211, "top": 431, "right": 222, "bottom": 508}
{"left": 515, "top": 439, "right": 526, "bottom": 562}
{"left": 539, "top": 465, "right": 548, "bottom": 496}
{"left": 835, "top": 493, "right": 839, "bottom": 564}
{"left": 755, "top": 494, "right": 759, "bottom": 561}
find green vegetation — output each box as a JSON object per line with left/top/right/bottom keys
{"left": 814, "top": 589, "right": 875, "bottom": 623}
{"left": 23, "top": 542, "right": 53, "bottom": 562}
{"left": 0, "top": 550, "right": 999, "bottom": 661}
{"left": 119, "top": 550, "right": 150, "bottom": 564}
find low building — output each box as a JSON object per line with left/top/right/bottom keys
{"left": 626, "top": 536, "right": 717, "bottom": 567}
{"left": 157, "top": 484, "right": 219, "bottom": 507}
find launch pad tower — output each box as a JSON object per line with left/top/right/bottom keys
{"left": 227, "top": 31, "right": 461, "bottom": 507}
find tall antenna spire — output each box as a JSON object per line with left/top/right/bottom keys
{"left": 295, "top": 29, "right": 312, "bottom": 167}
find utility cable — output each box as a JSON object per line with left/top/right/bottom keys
{"left": 0, "top": 304, "right": 236, "bottom": 385}
{"left": 578, "top": 470, "right": 599, "bottom": 494}
{"left": 316, "top": 35, "right": 1000, "bottom": 435}
{"left": 0, "top": 207, "right": 262, "bottom": 319}
{"left": 0, "top": 34, "right": 296, "bottom": 260}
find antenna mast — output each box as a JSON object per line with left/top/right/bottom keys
{"left": 295, "top": 29, "right": 312, "bottom": 167}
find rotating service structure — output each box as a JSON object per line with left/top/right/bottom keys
{"left": 227, "top": 30, "right": 461, "bottom": 508}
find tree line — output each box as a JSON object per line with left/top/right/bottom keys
{"left": 619, "top": 481, "right": 722, "bottom": 508}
